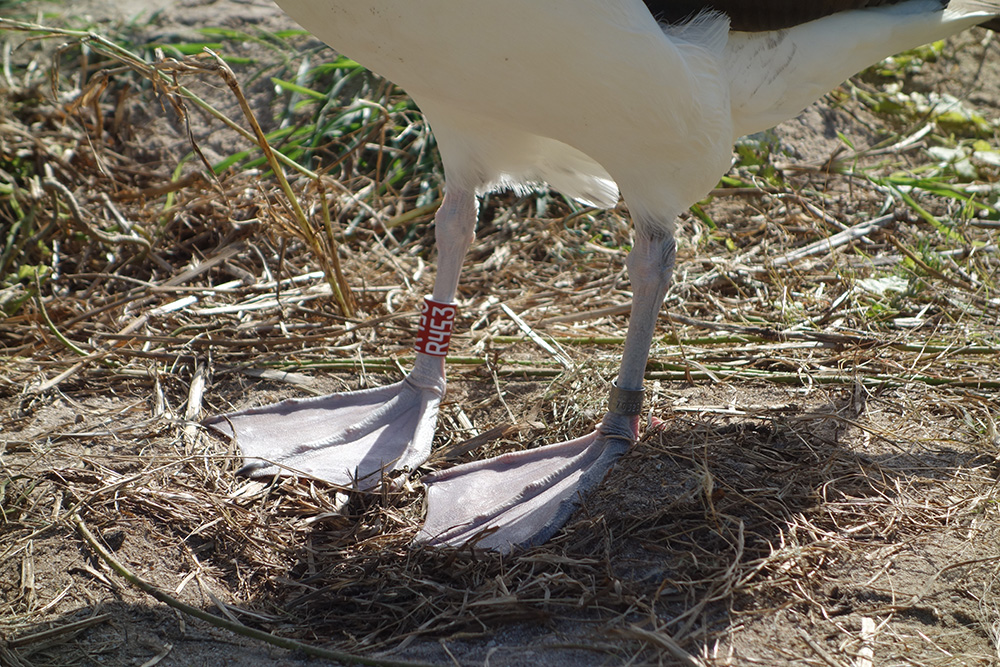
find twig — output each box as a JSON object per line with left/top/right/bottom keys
{"left": 772, "top": 213, "right": 894, "bottom": 266}
{"left": 41, "top": 170, "right": 151, "bottom": 249}
{"left": 33, "top": 276, "right": 90, "bottom": 358}
{"left": 7, "top": 613, "right": 112, "bottom": 648}
{"left": 798, "top": 629, "right": 849, "bottom": 667}
{"left": 857, "top": 616, "right": 876, "bottom": 667}
{"left": 204, "top": 50, "right": 355, "bottom": 318}
{"left": 500, "top": 303, "right": 573, "bottom": 369}
{"left": 624, "top": 626, "right": 706, "bottom": 667}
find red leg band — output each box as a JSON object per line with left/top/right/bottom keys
{"left": 414, "top": 297, "right": 457, "bottom": 357}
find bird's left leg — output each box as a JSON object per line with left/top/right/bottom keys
{"left": 417, "top": 226, "right": 676, "bottom": 552}
{"left": 205, "top": 188, "right": 478, "bottom": 489}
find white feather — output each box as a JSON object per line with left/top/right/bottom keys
{"left": 275, "top": 0, "right": 1000, "bottom": 230}
{"left": 725, "top": 0, "right": 995, "bottom": 137}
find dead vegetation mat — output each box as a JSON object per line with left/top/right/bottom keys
{"left": 2, "top": 14, "right": 1000, "bottom": 667}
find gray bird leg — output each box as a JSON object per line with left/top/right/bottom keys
{"left": 417, "top": 228, "right": 677, "bottom": 552}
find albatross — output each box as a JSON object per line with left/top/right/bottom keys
{"left": 206, "top": 0, "right": 1000, "bottom": 553}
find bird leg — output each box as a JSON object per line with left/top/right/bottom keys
{"left": 417, "top": 227, "right": 677, "bottom": 552}
{"left": 205, "top": 189, "right": 478, "bottom": 490}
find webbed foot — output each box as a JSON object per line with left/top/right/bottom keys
{"left": 416, "top": 413, "right": 637, "bottom": 552}
{"left": 206, "top": 358, "right": 446, "bottom": 489}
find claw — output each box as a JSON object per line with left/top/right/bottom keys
{"left": 205, "top": 377, "right": 442, "bottom": 489}
{"left": 416, "top": 413, "right": 637, "bottom": 553}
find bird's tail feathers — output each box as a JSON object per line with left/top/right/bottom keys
{"left": 947, "top": 0, "right": 1000, "bottom": 22}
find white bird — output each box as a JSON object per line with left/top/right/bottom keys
{"left": 207, "top": 0, "right": 1000, "bottom": 553}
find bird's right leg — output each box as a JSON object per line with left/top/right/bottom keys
{"left": 205, "top": 188, "right": 478, "bottom": 489}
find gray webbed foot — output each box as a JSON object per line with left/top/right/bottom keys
{"left": 205, "top": 377, "right": 442, "bottom": 489}
{"left": 415, "top": 413, "right": 638, "bottom": 553}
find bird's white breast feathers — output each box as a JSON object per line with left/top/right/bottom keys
{"left": 275, "top": 0, "right": 735, "bottom": 227}
{"left": 275, "top": 0, "right": 996, "bottom": 229}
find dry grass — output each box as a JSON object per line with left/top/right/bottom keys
{"left": 1, "top": 13, "right": 1000, "bottom": 667}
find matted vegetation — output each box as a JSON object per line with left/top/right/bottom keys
{"left": 1, "top": 6, "right": 999, "bottom": 666}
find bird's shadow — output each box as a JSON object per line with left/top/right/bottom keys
{"left": 248, "top": 386, "right": 992, "bottom": 662}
